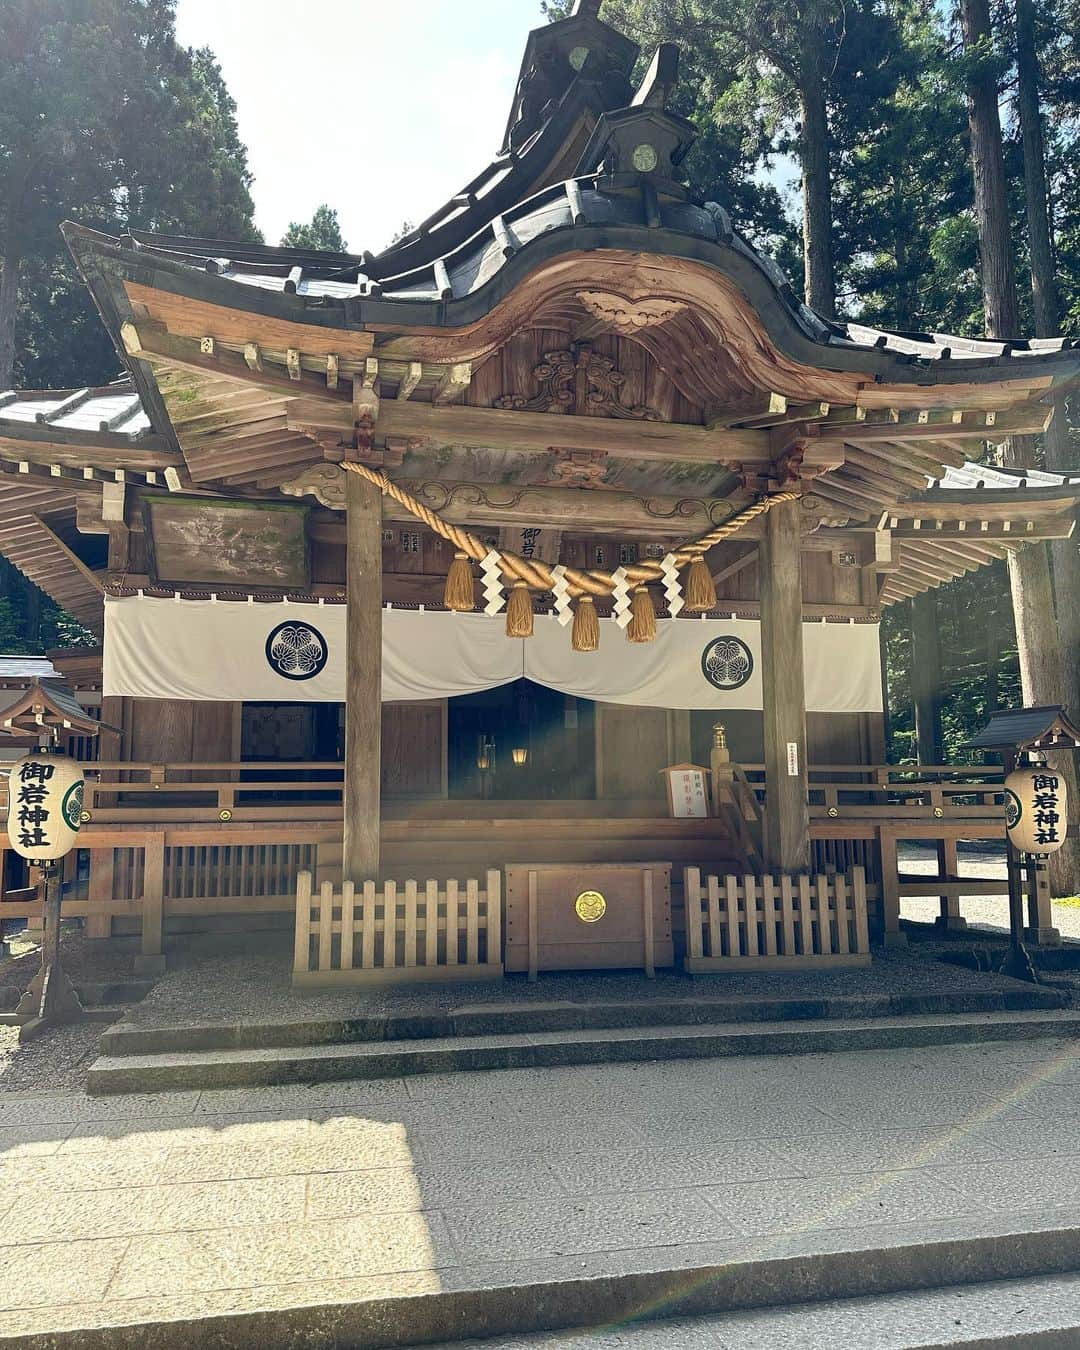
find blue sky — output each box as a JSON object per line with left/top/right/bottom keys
{"left": 174, "top": 1, "right": 545, "bottom": 253}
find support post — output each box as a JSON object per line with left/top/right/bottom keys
{"left": 15, "top": 862, "right": 84, "bottom": 1040}
{"left": 760, "top": 496, "right": 810, "bottom": 873}
{"left": 343, "top": 466, "right": 382, "bottom": 881}
{"left": 910, "top": 590, "right": 943, "bottom": 767}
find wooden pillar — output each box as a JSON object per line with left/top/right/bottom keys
{"left": 760, "top": 497, "right": 810, "bottom": 874}
{"left": 343, "top": 467, "right": 382, "bottom": 881}
{"left": 910, "top": 590, "right": 943, "bottom": 767}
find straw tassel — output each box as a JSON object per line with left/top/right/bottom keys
{"left": 627, "top": 585, "right": 657, "bottom": 643}
{"left": 572, "top": 595, "right": 600, "bottom": 652}
{"left": 444, "top": 551, "right": 476, "bottom": 612}
{"left": 505, "top": 580, "right": 534, "bottom": 637}
{"left": 685, "top": 553, "right": 717, "bottom": 613}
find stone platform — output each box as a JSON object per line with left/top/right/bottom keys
{"left": 85, "top": 945, "right": 1074, "bottom": 1094}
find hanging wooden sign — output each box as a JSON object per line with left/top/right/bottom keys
{"left": 6, "top": 754, "right": 84, "bottom": 861}
{"left": 1004, "top": 764, "right": 1069, "bottom": 855}
{"left": 661, "top": 763, "right": 711, "bottom": 819}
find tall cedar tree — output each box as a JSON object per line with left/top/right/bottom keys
{"left": 959, "top": 0, "right": 1080, "bottom": 891}
{"left": 0, "top": 0, "right": 259, "bottom": 391}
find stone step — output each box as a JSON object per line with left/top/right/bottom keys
{"left": 17, "top": 1218, "right": 1080, "bottom": 1348}
{"left": 425, "top": 1270, "right": 1080, "bottom": 1349}
{"left": 98, "top": 984, "right": 1067, "bottom": 1058}
{"left": 87, "top": 1007, "right": 1080, "bottom": 1094}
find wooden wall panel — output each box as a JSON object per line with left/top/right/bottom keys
{"left": 381, "top": 701, "right": 447, "bottom": 798}
{"left": 595, "top": 704, "right": 670, "bottom": 800}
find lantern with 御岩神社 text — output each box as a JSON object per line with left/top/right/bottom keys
{"left": 6, "top": 752, "right": 84, "bottom": 862}
{"left": 1004, "top": 764, "right": 1069, "bottom": 855}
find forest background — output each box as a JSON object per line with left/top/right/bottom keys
{"left": 2, "top": 0, "right": 1078, "bottom": 766}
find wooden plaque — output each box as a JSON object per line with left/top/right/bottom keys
{"left": 143, "top": 495, "right": 311, "bottom": 589}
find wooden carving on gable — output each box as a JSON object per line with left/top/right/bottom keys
{"left": 496, "top": 341, "right": 661, "bottom": 421}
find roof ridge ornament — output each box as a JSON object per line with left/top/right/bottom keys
{"left": 575, "top": 48, "right": 697, "bottom": 203}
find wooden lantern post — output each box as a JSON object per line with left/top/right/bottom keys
{"left": 343, "top": 377, "right": 383, "bottom": 882}
{"left": 759, "top": 495, "right": 810, "bottom": 873}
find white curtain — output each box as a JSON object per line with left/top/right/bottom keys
{"left": 103, "top": 596, "right": 881, "bottom": 713}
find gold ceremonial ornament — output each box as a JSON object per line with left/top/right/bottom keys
{"left": 219, "top": 808, "right": 233, "bottom": 822}
{"left": 575, "top": 889, "right": 607, "bottom": 923}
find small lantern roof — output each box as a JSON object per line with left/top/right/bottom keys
{"left": 0, "top": 679, "right": 109, "bottom": 740}
{"left": 964, "top": 705, "right": 1080, "bottom": 752}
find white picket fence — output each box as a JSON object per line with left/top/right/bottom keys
{"left": 293, "top": 871, "right": 503, "bottom": 986}
{"left": 683, "top": 867, "right": 870, "bottom": 971}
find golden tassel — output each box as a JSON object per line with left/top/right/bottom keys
{"left": 685, "top": 554, "right": 717, "bottom": 613}
{"left": 627, "top": 585, "right": 657, "bottom": 643}
{"left": 444, "top": 551, "right": 476, "bottom": 612}
{"left": 505, "top": 580, "right": 534, "bottom": 638}
{"left": 572, "top": 595, "right": 600, "bottom": 652}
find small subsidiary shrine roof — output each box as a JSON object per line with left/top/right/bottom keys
{"left": 965, "top": 706, "right": 1080, "bottom": 752}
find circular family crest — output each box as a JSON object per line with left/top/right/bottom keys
{"left": 701, "top": 635, "right": 754, "bottom": 691}
{"left": 61, "top": 780, "right": 84, "bottom": 832}
{"left": 1004, "top": 788, "right": 1022, "bottom": 830}
{"left": 265, "top": 622, "right": 329, "bottom": 681}
{"left": 575, "top": 890, "right": 607, "bottom": 924}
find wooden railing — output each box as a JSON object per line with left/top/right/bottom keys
{"left": 0, "top": 758, "right": 1017, "bottom": 953}
{"left": 293, "top": 870, "right": 503, "bottom": 987}
{"left": 684, "top": 866, "right": 870, "bottom": 971}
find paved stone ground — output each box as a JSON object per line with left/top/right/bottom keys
{"left": 2, "top": 1038, "right": 1080, "bottom": 1339}
{"left": 900, "top": 840, "right": 1080, "bottom": 939}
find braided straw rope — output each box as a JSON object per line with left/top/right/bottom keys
{"left": 341, "top": 460, "right": 798, "bottom": 599}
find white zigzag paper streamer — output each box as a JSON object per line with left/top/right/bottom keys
{"left": 481, "top": 550, "right": 505, "bottom": 616}
{"left": 550, "top": 565, "right": 573, "bottom": 627}
{"left": 610, "top": 566, "right": 632, "bottom": 630}
{"left": 661, "top": 553, "right": 684, "bottom": 618}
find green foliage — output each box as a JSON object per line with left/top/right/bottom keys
{"left": 0, "top": 0, "right": 260, "bottom": 389}
{"left": 281, "top": 205, "right": 347, "bottom": 252}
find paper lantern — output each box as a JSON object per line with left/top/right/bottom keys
{"left": 1004, "top": 765, "right": 1069, "bottom": 855}
{"left": 6, "top": 753, "right": 84, "bottom": 862}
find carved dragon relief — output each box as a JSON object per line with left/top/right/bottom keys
{"left": 495, "top": 341, "right": 662, "bottom": 421}
{"left": 278, "top": 463, "right": 734, "bottom": 531}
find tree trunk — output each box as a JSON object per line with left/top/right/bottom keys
{"left": 1014, "top": 0, "right": 1080, "bottom": 716}
{"left": 0, "top": 251, "right": 20, "bottom": 392}
{"left": 960, "top": 0, "right": 1021, "bottom": 336}
{"left": 798, "top": 31, "right": 835, "bottom": 317}
{"left": 1014, "top": 0, "right": 1058, "bottom": 334}
{"left": 961, "top": 0, "right": 1080, "bottom": 894}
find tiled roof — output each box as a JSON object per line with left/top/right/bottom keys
{"left": 0, "top": 383, "right": 150, "bottom": 438}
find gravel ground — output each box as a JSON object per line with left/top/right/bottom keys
{"left": 898, "top": 841, "right": 1080, "bottom": 939}
{"left": 0, "top": 1024, "right": 101, "bottom": 1094}
{"left": 118, "top": 941, "right": 1042, "bottom": 1032}
{"left": 0, "top": 930, "right": 137, "bottom": 988}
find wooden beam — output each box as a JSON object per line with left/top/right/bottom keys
{"left": 397, "top": 362, "right": 423, "bottom": 402}
{"left": 816, "top": 406, "right": 1053, "bottom": 443}
{"left": 343, "top": 467, "right": 382, "bottom": 881}
{"left": 432, "top": 362, "right": 472, "bottom": 405}
{"left": 760, "top": 497, "right": 809, "bottom": 873}
{"left": 286, "top": 399, "right": 771, "bottom": 465}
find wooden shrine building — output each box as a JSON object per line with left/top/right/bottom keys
{"left": 2, "top": 1, "right": 1080, "bottom": 980}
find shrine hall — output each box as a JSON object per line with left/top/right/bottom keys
{"left": 1, "top": 0, "right": 1079, "bottom": 984}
